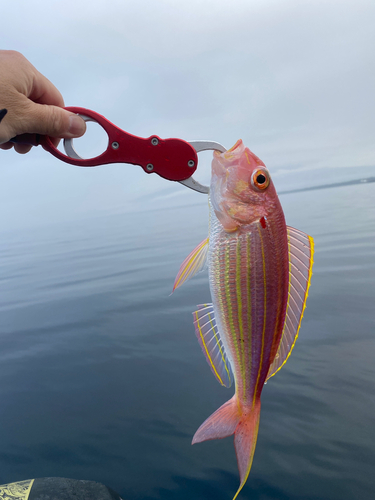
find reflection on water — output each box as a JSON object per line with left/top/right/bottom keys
{"left": 0, "top": 177, "right": 374, "bottom": 499}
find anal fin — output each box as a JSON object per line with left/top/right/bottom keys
{"left": 193, "top": 304, "right": 233, "bottom": 388}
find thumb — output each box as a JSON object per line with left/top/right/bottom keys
{"left": 23, "top": 101, "right": 86, "bottom": 138}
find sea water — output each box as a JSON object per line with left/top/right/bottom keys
{"left": 0, "top": 171, "right": 374, "bottom": 500}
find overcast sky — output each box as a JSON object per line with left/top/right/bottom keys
{"left": 1, "top": 0, "right": 374, "bottom": 230}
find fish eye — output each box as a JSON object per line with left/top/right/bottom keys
{"left": 251, "top": 169, "right": 270, "bottom": 190}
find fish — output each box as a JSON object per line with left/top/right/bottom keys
{"left": 173, "top": 140, "right": 314, "bottom": 499}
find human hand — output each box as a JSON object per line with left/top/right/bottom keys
{"left": 0, "top": 50, "right": 86, "bottom": 154}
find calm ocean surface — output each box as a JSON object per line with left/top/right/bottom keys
{"left": 1, "top": 171, "right": 375, "bottom": 499}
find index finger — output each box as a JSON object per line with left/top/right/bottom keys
{"left": 29, "top": 69, "right": 65, "bottom": 108}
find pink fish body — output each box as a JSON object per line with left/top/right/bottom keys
{"left": 174, "top": 140, "right": 314, "bottom": 499}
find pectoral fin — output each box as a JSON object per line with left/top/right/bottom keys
{"left": 193, "top": 304, "right": 233, "bottom": 388}
{"left": 173, "top": 238, "right": 209, "bottom": 291}
{"left": 266, "top": 226, "right": 314, "bottom": 380}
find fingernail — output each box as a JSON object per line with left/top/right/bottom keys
{"left": 68, "top": 115, "right": 86, "bottom": 136}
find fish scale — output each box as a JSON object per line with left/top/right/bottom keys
{"left": 208, "top": 200, "right": 289, "bottom": 406}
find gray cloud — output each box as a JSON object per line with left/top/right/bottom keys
{"left": 1, "top": 0, "right": 374, "bottom": 229}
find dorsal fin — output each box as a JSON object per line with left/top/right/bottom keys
{"left": 266, "top": 226, "right": 314, "bottom": 380}
{"left": 193, "top": 304, "right": 233, "bottom": 388}
{"left": 173, "top": 238, "right": 209, "bottom": 292}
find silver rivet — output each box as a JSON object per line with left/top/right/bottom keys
{"left": 188, "top": 160, "right": 195, "bottom": 167}
{"left": 151, "top": 138, "right": 159, "bottom": 146}
{"left": 112, "top": 142, "right": 119, "bottom": 149}
{"left": 146, "top": 163, "right": 154, "bottom": 171}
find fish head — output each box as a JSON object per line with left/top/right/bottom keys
{"left": 210, "top": 139, "right": 280, "bottom": 232}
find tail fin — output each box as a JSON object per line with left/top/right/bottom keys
{"left": 192, "top": 396, "right": 261, "bottom": 500}
{"left": 192, "top": 396, "right": 240, "bottom": 443}
{"left": 232, "top": 399, "right": 261, "bottom": 499}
